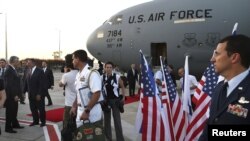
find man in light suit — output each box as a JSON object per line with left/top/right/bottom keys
{"left": 42, "top": 61, "right": 54, "bottom": 106}
{"left": 24, "top": 59, "right": 46, "bottom": 127}
{"left": 4, "top": 56, "right": 24, "bottom": 133}
{"left": 199, "top": 35, "right": 250, "bottom": 140}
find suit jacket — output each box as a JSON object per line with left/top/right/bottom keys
{"left": 4, "top": 65, "right": 22, "bottom": 100}
{"left": 199, "top": 71, "right": 250, "bottom": 141}
{"left": 44, "top": 68, "right": 54, "bottom": 89}
{"left": 127, "top": 69, "right": 138, "bottom": 83}
{"left": 0, "top": 68, "right": 5, "bottom": 79}
{"left": 24, "top": 67, "right": 46, "bottom": 99}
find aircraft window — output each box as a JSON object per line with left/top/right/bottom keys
{"left": 97, "top": 32, "right": 104, "bottom": 38}
{"left": 106, "top": 15, "right": 123, "bottom": 25}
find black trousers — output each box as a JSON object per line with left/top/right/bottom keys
{"left": 45, "top": 90, "right": 52, "bottom": 104}
{"left": 5, "top": 99, "right": 20, "bottom": 130}
{"left": 29, "top": 97, "right": 46, "bottom": 124}
{"left": 19, "top": 93, "right": 25, "bottom": 103}
{"left": 104, "top": 99, "right": 124, "bottom": 141}
{"left": 128, "top": 81, "right": 136, "bottom": 96}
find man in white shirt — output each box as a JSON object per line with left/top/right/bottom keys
{"left": 154, "top": 69, "right": 163, "bottom": 94}
{"left": 70, "top": 49, "right": 105, "bottom": 140}
{"left": 59, "top": 54, "right": 78, "bottom": 131}
{"left": 178, "top": 67, "right": 198, "bottom": 110}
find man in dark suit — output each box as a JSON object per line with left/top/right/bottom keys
{"left": 24, "top": 59, "right": 47, "bottom": 127}
{"left": 4, "top": 56, "right": 24, "bottom": 133}
{"left": 127, "top": 64, "right": 138, "bottom": 96}
{"left": 0, "top": 78, "right": 6, "bottom": 135}
{"left": 0, "top": 58, "right": 7, "bottom": 79}
{"left": 199, "top": 35, "right": 250, "bottom": 141}
{"left": 19, "top": 60, "right": 29, "bottom": 104}
{"left": 42, "top": 61, "right": 54, "bottom": 106}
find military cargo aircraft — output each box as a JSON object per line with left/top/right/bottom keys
{"left": 86, "top": 0, "right": 250, "bottom": 76}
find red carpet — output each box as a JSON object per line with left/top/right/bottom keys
{"left": 124, "top": 94, "right": 140, "bottom": 104}
{"left": 46, "top": 108, "right": 64, "bottom": 122}
{"left": 27, "top": 108, "right": 64, "bottom": 122}
{"left": 27, "top": 95, "right": 140, "bottom": 122}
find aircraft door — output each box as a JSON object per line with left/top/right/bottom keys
{"left": 151, "top": 43, "right": 167, "bottom": 66}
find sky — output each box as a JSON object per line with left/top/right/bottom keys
{"left": 0, "top": 0, "right": 151, "bottom": 60}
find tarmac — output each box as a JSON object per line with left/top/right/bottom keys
{"left": 0, "top": 70, "right": 144, "bottom": 141}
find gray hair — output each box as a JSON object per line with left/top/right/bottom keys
{"left": 9, "top": 56, "right": 19, "bottom": 64}
{"left": 0, "top": 58, "right": 6, "bottom": 62}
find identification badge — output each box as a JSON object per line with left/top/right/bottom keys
{"left": 80, "top": 76, "right": 85, "bottom": 81}
{"left": 238, "top": 97, "right": 249, "bottom": 104}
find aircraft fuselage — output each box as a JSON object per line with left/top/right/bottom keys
{"left": 87, "top": 0, "right": 250, "bottom": 77}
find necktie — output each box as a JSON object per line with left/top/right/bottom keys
{"left": 222, "top": 82, "right": 228, "bottom": 99}
{"left": 28, "top": 69, "right": 32, "bottom": 79}
{"left": 14, "top": 68, "right": 18, "bottom": 75}
{"left": 1, "top": 68, "right": 4, "bottom": 77}
{"left": 219, "top": 82, "right": 228, "bottom": 109}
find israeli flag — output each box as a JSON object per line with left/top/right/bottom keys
{"left": 232, "top": 22, "right": 238, "bottom": 35}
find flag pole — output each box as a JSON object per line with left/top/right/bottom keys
{"left": 183, "top": 55, "right": 193, "bottom": 122}
{"left": 159, "top": 56, "right": 176, "bottom": 141}
{"left": 160, "top": 56, "right": 172, "bottom": 114}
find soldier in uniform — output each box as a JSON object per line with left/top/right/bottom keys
{"left": 199, "top": 35, "right": 250, "bottom": 140}
{"left": 70, "top": 49, "right": 105, "bottom": 141}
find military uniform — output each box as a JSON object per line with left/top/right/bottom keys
{"left": 199, "top": 70, "right": 250, "bottom": 141}
{"left": 74, "top": 64, "right": 105, "bottom": 141}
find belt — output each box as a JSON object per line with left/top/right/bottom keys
{"left": 77, "top": 101, "right": 102, "bottom": 107}
{"left": 77, "top": 103, "right": 87, "bottom": 108}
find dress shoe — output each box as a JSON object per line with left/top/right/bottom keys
{"left": 40, "top": 123, "right": 46, "bottom": 127}
{"left": 13, "top": 126, "right": 24, "bottom": 129}
{"left": 5, "top": 129, "right": 17, "bottom": 133}
{"left": 46, "top": 103, "right": 52, "bottom": 106}
{"left": 29, "top": 122, "right": 39, "bottom": 126}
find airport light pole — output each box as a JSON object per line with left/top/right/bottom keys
{"left": 58, "top": 29, "right": 61, "bottom": 59}
{"left": 0, "top": 13, "right": 8, "bottom": 60}
{"left": 5, "top": 13, "right": 8, "bottom": 60}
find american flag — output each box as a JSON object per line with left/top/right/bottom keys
{"left": 185, "top": 63, "right": 218, "bottom": 140}
{"left": 160, "top": 58, "right": 175, "bottom": 141}
{"left": 161, "top": 60, "right": 187, "bottom": 141}
{"left": 136, "top": 51, "right": 163, "bottom": 141}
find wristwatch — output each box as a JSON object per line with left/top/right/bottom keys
{"left": 85, "top": 108, "right": 90, "bottom": 114}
